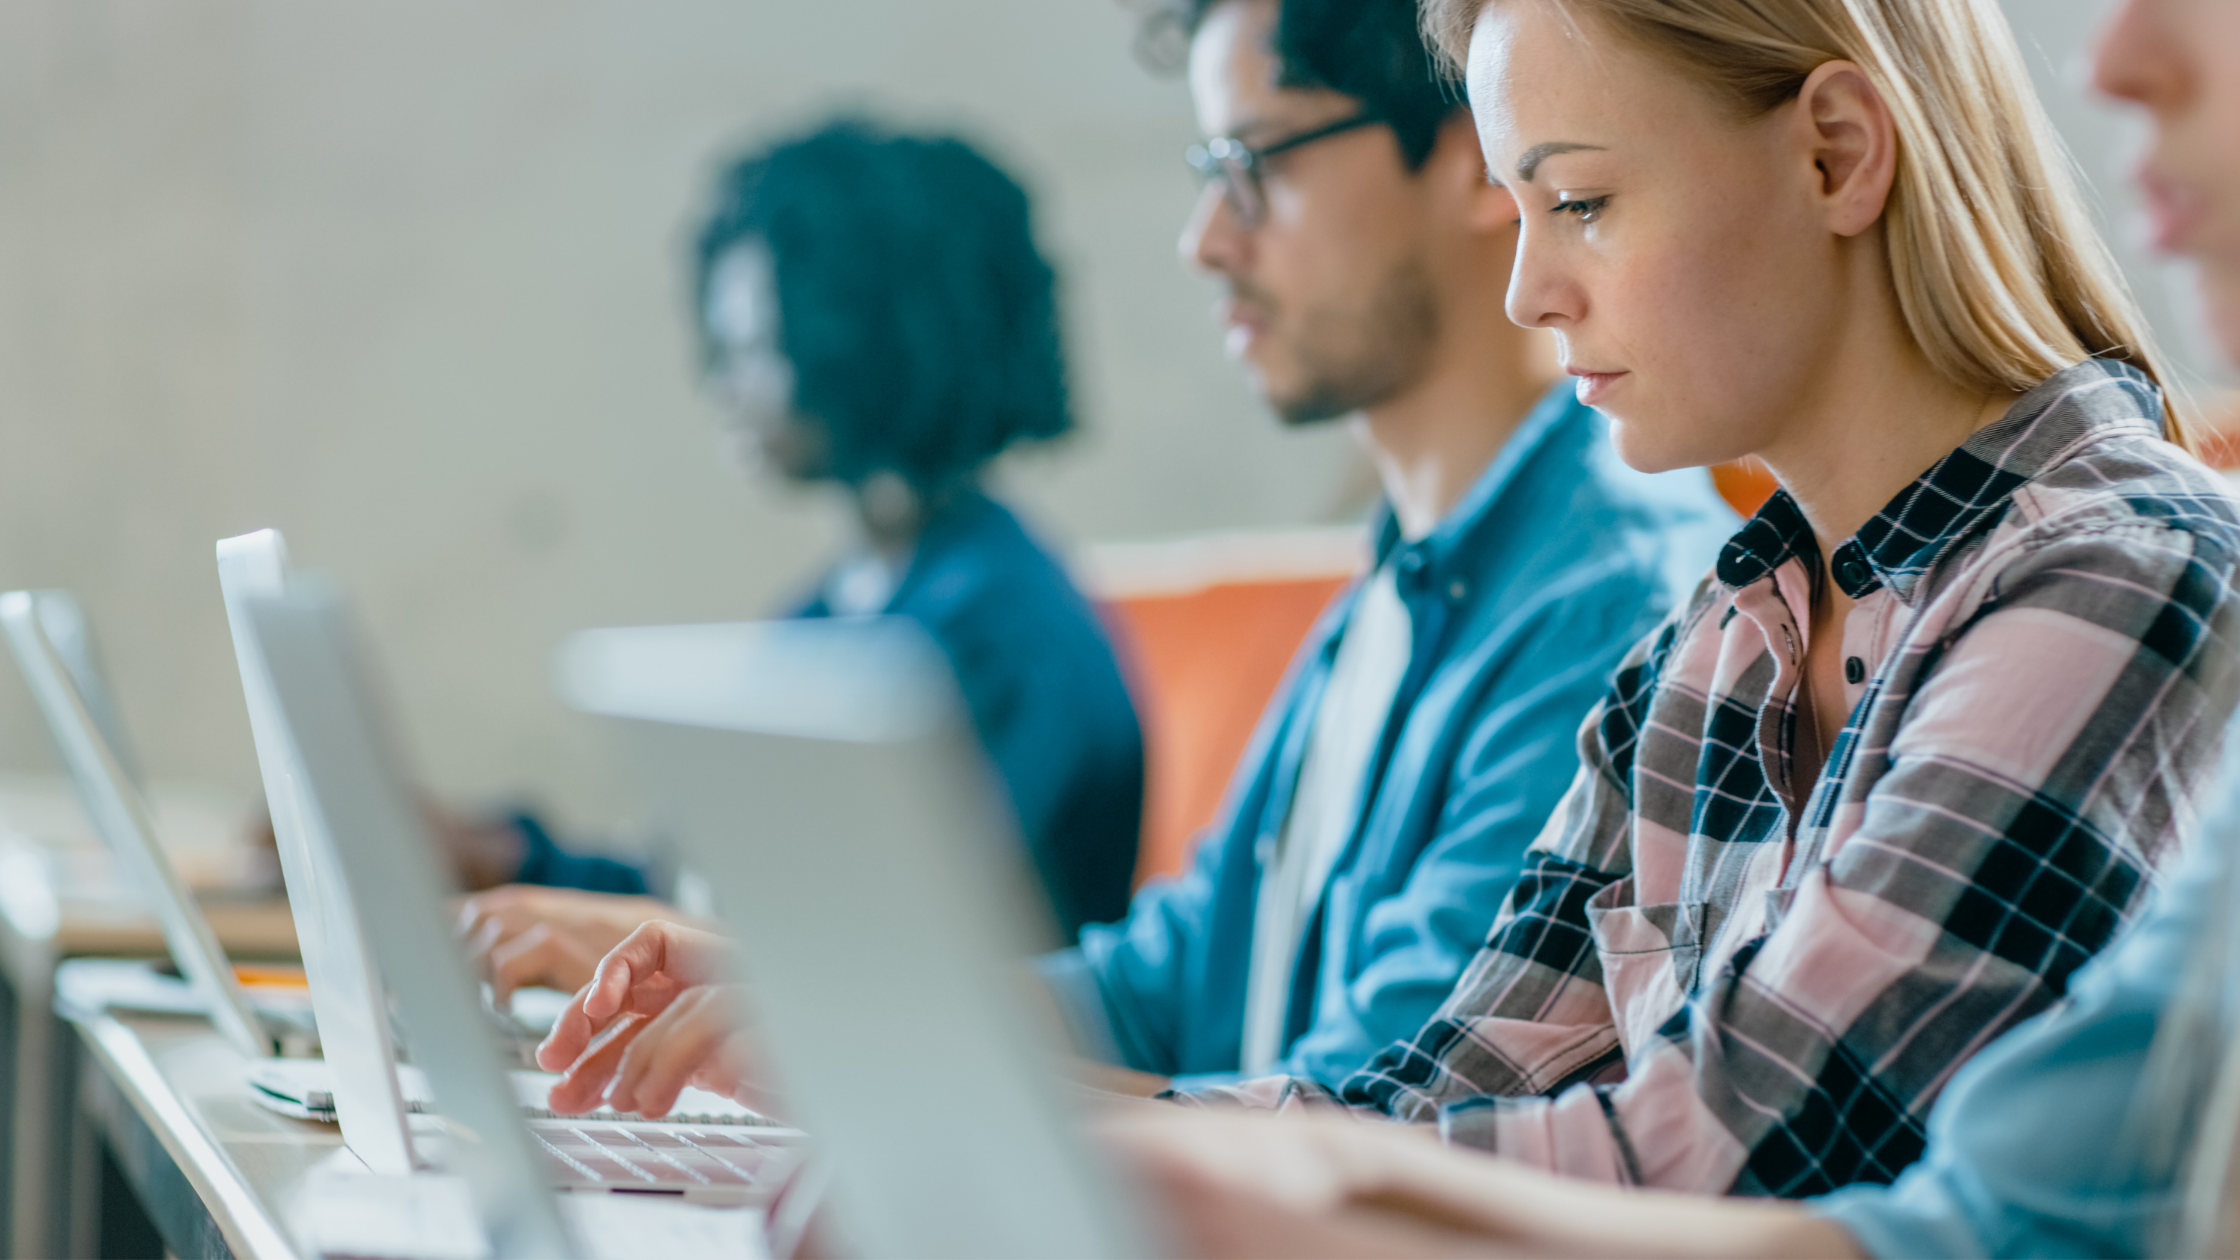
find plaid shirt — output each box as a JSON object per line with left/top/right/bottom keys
{"left": 1191, "top": 361, "right": 2240, "bottom": 1196}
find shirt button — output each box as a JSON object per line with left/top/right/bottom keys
{"left": 1448, "top": 580, "right": 1467, "bottom": 601}
{"left": 1835, "top": 557, "right": 1871, "bottom": 591}
{"left": 1397, "top": 549, "right": 1428, "bottom": 587}
{"left": 1844, "top": 656, "right": 1865, "bottom": 684}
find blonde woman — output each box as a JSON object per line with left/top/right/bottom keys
{"left": 1109, "top": 0, "right": 2240, "bottom": 1255}
{"left": 1144, "top": 0, "right": 2240, "bottom": 1201}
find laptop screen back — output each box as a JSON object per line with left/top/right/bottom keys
{"left": 244, "top": 584, "right": 576, "bottom": 1259}
{"left": 559, "top": 619, "right": 1149, "bottom": 1260}
{"left": 0, "top": 590, "right": 270, "bottom": 1061}
{"left": 216, "top": 529, "right": 417, "bottom": 1177}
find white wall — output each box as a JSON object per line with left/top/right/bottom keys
{"left": 0, "top": 0, "right": 2201, "bottom": 833}
{"left": 0, "top": 0, "right": 1367, "bottom": 830}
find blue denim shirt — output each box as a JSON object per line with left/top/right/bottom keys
{"left": 1042, "top": 387, "right": 1734, "bottom": 1089}
{"left": 523, "top": 490, "right": 1145, "bottom": 940}
{"left": 1814, "top": 733, "right": 2240, "bottom": 1258}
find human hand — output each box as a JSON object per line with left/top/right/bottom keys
{"left": 1103, "top": 1108, "right": 1515, "bottom": 1258}
{"left": 549, "top": 982, "right": 769, "bottom": 1120}
{"left": 535, "top": 921, "right": 747, "bottom": 1112}
{"left": 457, "top": 885, "right": 682, "bottom": 1005}
{"left": 1100, "top": 1109, "right": 1855, "bottom": 1260}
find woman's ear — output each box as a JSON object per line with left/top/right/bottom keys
{"left": 1795, "top": 60, "right": 1898, "bottom": 237}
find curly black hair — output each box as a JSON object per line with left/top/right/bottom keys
{"left": 1131, "top": 0, "right": 1462, "bottom": 170}
{"left": 691, "top": 119, "right": 1072, "bottom": 493}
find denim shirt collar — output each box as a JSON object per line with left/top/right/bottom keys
{"left": 1714, "top": 360, "right": 2165, "bottom": 604}
{"left": 1370, "top": 383, "right": 1585, "bottom": 605}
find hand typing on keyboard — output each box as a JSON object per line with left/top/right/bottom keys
{"left": 536, "top": 920, "right": 776, "bottom": 1121}
{"left": 457, "top": 885, "right": 695, "bottom": 1006}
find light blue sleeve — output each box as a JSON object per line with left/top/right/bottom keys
{"left": 1045, "top": 603, "right": 1340, "bottom": 1082}
{"left": 1041, "top": 817, "right": 1254, "bottom": 1077}
{"left": 1813, "top": 836, "right": 2218, "bottom": 1258}
{"left": 1264, "top": 559, "right": 1661, "bottom": 1090}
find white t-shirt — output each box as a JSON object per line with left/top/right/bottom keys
{"left": 1239, "top": 562, "right": 1414, "bottom": 1074}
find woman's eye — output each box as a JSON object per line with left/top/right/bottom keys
{"left": 1553, "top": 195, "right": 1611, "bottom": 224}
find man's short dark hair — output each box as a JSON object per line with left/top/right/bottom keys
{"left": 692, "top": 119, "right": 1072, "bottom": 492}
{"left": 1138, "top": 0, "right": 1462, "bottom": 169}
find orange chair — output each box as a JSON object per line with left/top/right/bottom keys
{"left": 1712, "top": 458, "right": 1779, "bottom": 518}
{"left": 2197, "top": 398, "right": 2240, "bottom": 469}
{"left": 1080, "top": 457, "right": 1797, "bottom": 888}
{"left": 1085, "top": 530, "right": 1365, "bottom": 887}
{"left": 1708, "top": 408, "right": 2240, "bottom": 518}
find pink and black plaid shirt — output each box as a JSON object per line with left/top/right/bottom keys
{"left": 1194, "top": 361, "right": 2240, "bottom": 1196}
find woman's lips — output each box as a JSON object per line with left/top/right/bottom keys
{"left": 2138, "top": 166, "right": 2204, "bottom": 254}
{"left": 1567, "top": 367, "right": 1626, "bottom": 407}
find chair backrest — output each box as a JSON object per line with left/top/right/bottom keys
{"left": 1105, "top": 578, "right": 1347, "bottom": 884}
{"left": 1710, "top": 459, "right": 1779, "bottom": 518}
{"left": 1081, "top": 529, "right": 1361, "bottom": 886}
{"left": 2197, "top": 398, "right": 2240, "bottom": 469}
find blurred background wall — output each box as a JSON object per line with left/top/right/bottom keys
{"left": 0, "top": 0, "right": 2211, "bottom": 835}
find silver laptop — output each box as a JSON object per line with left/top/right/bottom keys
{"left": 558, "top": 617, "right": 1156, "bottom": 1259}
{"left": 217, "top": 529, "right": 424, "bottom": 1173}
{"left": 216, "top": 536, "right": 799, "bottom": 1213}
{"left": 0, "top": 589, "right": 277, "bottom": 1061}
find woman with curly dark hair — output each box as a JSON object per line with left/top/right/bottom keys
{"left": 687, "top": 120, "right": 1143, "bottom": 940}
{"left": 453, "top": 121, "right": 1144, "bottom": 987}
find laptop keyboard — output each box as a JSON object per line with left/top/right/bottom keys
{"left": 531, "top": 1125, "right": 786, "bottom": 1189}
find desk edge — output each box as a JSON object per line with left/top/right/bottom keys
{"left": 73, "top": 1012, "right": 299, "bottom": 1260}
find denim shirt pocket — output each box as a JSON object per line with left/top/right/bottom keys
{"left": 1585, "top": 878, "right": 1718, "bottom": 1058}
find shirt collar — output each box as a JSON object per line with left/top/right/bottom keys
{"left": 1715, "top": 360, "right": 2165, "bottom": 602}
{"left": 1370, "top": 383, "right": 1587, "bottom": 598}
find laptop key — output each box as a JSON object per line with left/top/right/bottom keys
{"left": 597, "top": 1130, "right": 716, "bottom": 1187}
{"left": 536, "top": 1128, "right": 662, "bottom": 1185}
{"left": 533, "top": 1130, "right": 610, "bottom": 1185}
{"left": 670, "top": 1131, "right": 769, "bottom": 1184}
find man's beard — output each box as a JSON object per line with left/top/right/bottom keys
{"left": 1245, "top": 256, "right": 1441, "bottom": 427}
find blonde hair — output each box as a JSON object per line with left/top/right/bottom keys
{"left": 1421, "top": 0, "right": 2195, "bottom": 451}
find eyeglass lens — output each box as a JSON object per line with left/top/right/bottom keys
{"left": 1215, "top": 156, "right": 1264, "bottom": 225}
{"left": 1188, "top": 143, "right": 1265, "bottom": 226}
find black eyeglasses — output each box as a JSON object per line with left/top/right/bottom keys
{"left": 1186, "top": 111, "right": 1382, "bottom": 227}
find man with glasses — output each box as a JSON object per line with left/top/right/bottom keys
{"left": 1036, "top": 0, "right": 1735, "bottom": 1094}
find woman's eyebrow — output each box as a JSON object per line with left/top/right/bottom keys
{"left": 1516, "top": 141, "right": 1606, "bottom": 182}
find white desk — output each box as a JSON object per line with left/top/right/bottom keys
{"left": 0, "top": 774, "right": 296, "bottom": 1257}
{"left": 55, "top": 969, "right": 775, "bottom": 1260}
{"left": 10, "top": 778, "right": 768, "bottom": 1260}
{"left": 60, "top": 979, "right": 332, "bottom": 1259}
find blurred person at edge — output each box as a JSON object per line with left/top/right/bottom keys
{"left": 1093, "top": 1, "right": 2240, "bottom": 1258}
{"left": 531, "top": 0, "right": 1734, "bottom": 1118}
{"left": 448, "top": 121, "right": 1147, "bottom": 982}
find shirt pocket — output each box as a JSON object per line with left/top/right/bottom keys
{"left": 1585, "top": 878, "right": 1718, "bottom": 1057}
